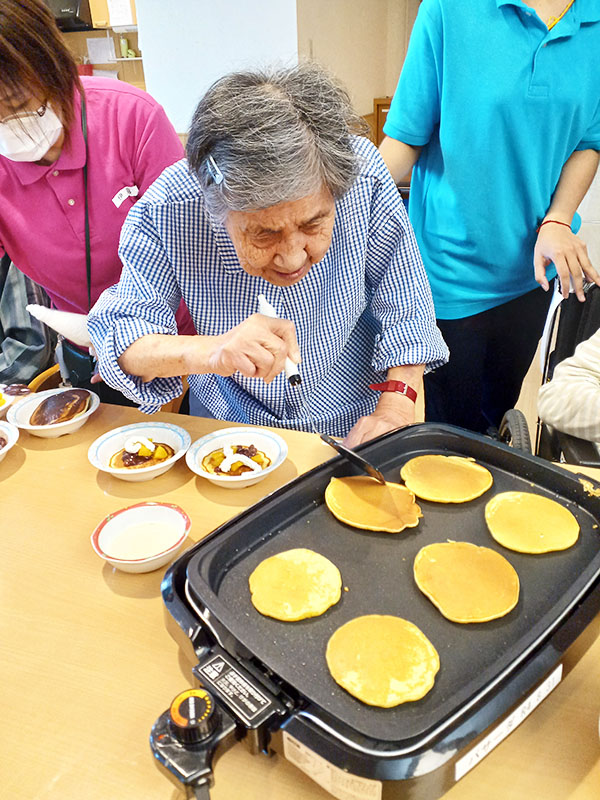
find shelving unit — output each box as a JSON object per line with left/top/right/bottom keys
{"left": 61, "top": 27, "right": 146, "bottom": 91}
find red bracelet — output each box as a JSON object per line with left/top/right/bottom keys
{"left": 369, "top": 380, "right": 418, "bottom": 403}
{"left": 536, "top": 219, "right": 572, "bottom": 233}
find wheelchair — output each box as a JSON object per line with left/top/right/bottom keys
{"left": 499, "top": 282, "right": 600, "bottom": 466}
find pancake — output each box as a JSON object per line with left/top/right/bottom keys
{"left": 30, "top": 389, "right": 90, "bottom": 426}
{"left": 248, "top": 548, "right": 342, "bottom": 621}
{"left": 400, "top": 455, "right": 493, "bottom": 503}
{"left": 485, "top": 491, "right": 580, "bottom": 553}
{"left": 324, "top": 476, "right": 422, "bottom": 533}
{"left": 325, "top": 615, "right": 439, "bottom": 707}
{"left": 414, "top": 541, "right": 520, "bottom": 623}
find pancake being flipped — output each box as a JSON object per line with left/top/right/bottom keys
{"left": 325, "top": 476, "right": 422, "bottom": 533}
{"left": 326, "top": 615, "right": 439, "bottom": 707}
{"left": 30, "top": 389, "right": 90, "bottom": 426}
{"left": 248, "top": 548, "right": 342, "bottom": 621}
{"left": 414, "top": 541, "right": 520, "bottom": 623}
{"left": 485, "top": 491, "right": 580, "bottom": 553}
{"left": 400, "top": 455, "right": 493, "bottom": 503}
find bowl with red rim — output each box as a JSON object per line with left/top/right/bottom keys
{"left": 91, "top": 501, "right": 191, "bottom": 573}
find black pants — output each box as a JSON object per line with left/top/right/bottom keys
{"left": 425, "top": 286, "right": 553, "bottom": 434}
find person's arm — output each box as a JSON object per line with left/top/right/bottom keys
{"left": 534, "top": 149, "right": 600, "bottom": 301}
{"left": 379, "top": 0, "right": 439, "bottom": 181}
{"left": 344, "top": 364, "right": 425, "bottom": 448}
{"left": 537, "top": 328, "right": 600, "bottom": 441}
{"left": 0, "top": 260, "right": 55, "bottom": 384}
{"left": 88, "top": 187, "right": 302, "bottom": 410}
{"left": 378, "top": 137, "right": 421, "bottom": 185}
{"left": 118, "top": 314, "right": 300, "bottom": 385}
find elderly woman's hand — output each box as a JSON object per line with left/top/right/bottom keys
{"left": 343, "top": 403, "right": 416, "bottom": 449}
{"left": 534, "top": 223, "right": 600, "bottom": 302}
{"left": 207, "top": 314, "right": 301, "bottom": 383}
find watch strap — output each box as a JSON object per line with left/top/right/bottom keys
{"left": 369, "top": 380, "right": 418, "bottom": 403}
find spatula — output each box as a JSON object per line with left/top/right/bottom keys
{"left": 320, "top": 432, "right": 386, "bottom": 484}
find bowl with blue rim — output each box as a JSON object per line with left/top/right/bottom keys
{"left": 88, "top": 421, "right": 191, "bottom": 482}
{"left": 185, "top": 425, "right": 288, "bottom": 488}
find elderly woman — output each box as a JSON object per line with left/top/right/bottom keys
{"left": 88, "top": 63, "right": 448, "bottom": 444}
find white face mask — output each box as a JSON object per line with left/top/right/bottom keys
{"left": 0, "top": 104, "right": 63, "bottom": 162}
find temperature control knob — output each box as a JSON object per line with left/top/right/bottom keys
{"left": 169, "top": 688, "right": 218, "bottom": 746}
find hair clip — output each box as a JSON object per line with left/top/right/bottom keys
{"left": 206, "top": 155, "right": 224, "bottom": 186}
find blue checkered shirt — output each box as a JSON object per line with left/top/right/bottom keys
{"left": 89, "top": 137, "right": 448, "bottom": 437}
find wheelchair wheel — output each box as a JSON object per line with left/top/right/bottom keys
{"left": 498, "top": 409, "right": 532, "bottom": 453}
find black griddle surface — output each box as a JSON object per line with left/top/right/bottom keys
{"left": 185, "top": 424, "right": 600, "bottom": 744}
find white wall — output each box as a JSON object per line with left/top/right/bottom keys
{"left": 297, "top": 0, "right": 388, "bottom": 115}
{"left": 579, "top": 166, "right": 600, "bottom": 269}
{"left": 296, "top": 0, "right": 419, "bottom": 116}
{"left": 135, "top": 0, "right": 298, "bottom": 133}
{"left": 385, "top": 0, "right": 420, "bottom": 94}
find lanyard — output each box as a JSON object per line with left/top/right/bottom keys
{"left": 81, "top": 93, "right": 92, "bottom": 312}
{"left": 547, "top": 0, "right": 575, "bottom": 30}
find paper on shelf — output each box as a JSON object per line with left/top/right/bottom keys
{"left": 107, "top": 0, "right": 134, "bottom": 27}
{"left": 86, "top": 37, "right": 116, "bottom": 65}
{"left": 93, "top": 69, "right": 119, "bottom": 80}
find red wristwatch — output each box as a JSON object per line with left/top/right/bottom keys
{"left": 369, "top": 380, "right": 418, "bottom": 403}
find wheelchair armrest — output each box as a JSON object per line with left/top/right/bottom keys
{"left": 555, "top": 431, "right": 600, "bottom": 467}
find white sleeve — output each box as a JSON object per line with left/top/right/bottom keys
{"left": 537, "top": 328, "right": 600, "bottom": 441}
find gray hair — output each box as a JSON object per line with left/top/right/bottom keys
{"left": 186, "top": 61, "right": 369, "bottom": 222}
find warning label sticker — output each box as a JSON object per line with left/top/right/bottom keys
{"left": 283, "top": 732, "right": 382, "bottom": 800}
{"left": 197, "top": 654, "right": 272, "bottom": 723}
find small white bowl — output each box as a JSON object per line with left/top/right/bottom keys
{"left": 185, "top": 426, "right": 288, "bottom": 489}
{"left": 6, "top": 387, "right": 99, "bottom": 438}
{"left": 0, "top": 420, "right": 19, "bottom": 463}
{"left": 91, "top": 501, "right": 191, "bottom": 573}
{"left": 88, "top": 421, "right": 191, "bottom": 482}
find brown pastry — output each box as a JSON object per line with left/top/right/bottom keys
{"left": 30, "top": 389, "right": 91, "bottom": 426}
{"left": 0, "top": 435, "right": 7, "bottom": 451}
{"left": 4, "top": 384, "right": 32, "bottom": 396}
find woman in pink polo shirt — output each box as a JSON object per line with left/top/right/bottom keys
{"left": 0, "top": 0, "right": 191, "bottom": 401}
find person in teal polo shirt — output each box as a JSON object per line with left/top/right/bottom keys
{"left": 380, "top": 0, "right": 600, "bottom": 434}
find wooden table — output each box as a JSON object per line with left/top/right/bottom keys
{"left": 1, "top": 404, "right": 599, "bottom": 800}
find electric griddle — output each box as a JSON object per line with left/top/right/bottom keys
{"left": 151, "top": 423, "right": 600, "bottom": 800}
